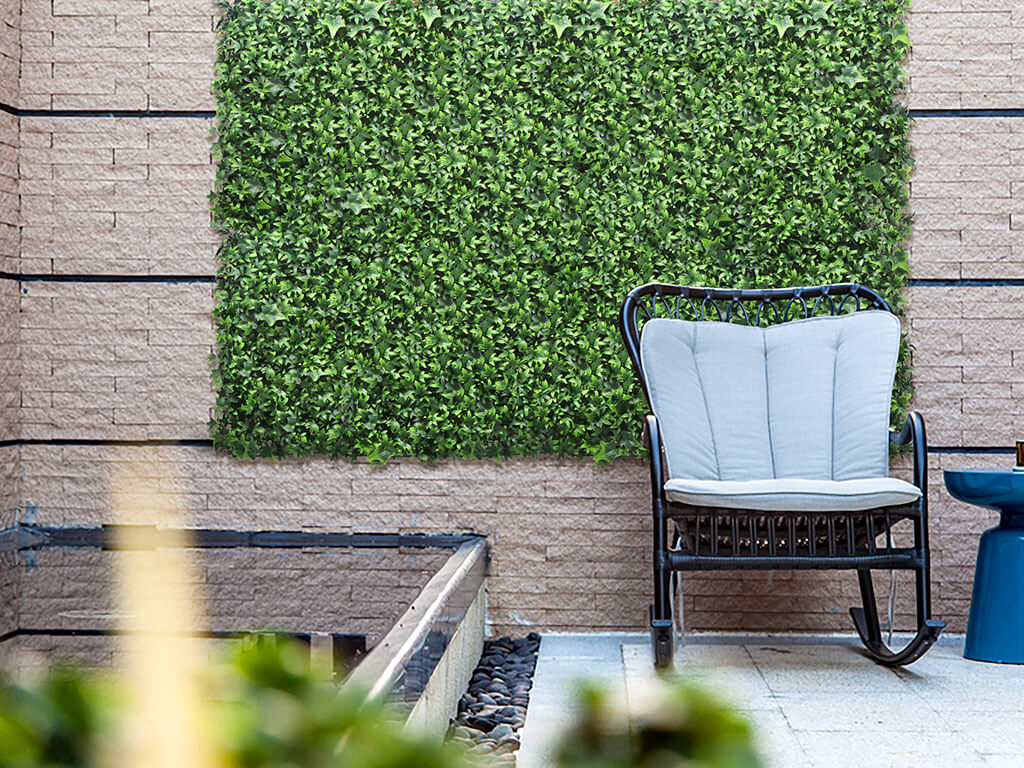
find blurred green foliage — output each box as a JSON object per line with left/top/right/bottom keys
{"left": 556, "top": 679, "right": 762, "bottom": 768}
{"left": 212, "top": 0, "right": 912, "bottom": 460}
{"left": 0, "top": 667, "right": 118, "bottom": 767}
{"left": 0, "top": 640, "right": 471, "bottom": 768}
{"left": 0, "top": 640, "right": 763, "bottom": 768}
{"left": 215, "top": 639, "right": 471, "bottom": 768}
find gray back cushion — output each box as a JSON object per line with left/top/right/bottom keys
{"left": 639, "top": 311, "right": 900, "bottom": 482}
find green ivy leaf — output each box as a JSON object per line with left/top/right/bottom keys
{"left": 771, "top": 15, "right": 793, "bottom": 37}
{"left": 257, "top": 303, "right": 286, "bottom": 326}
{"left": 323, "top": 16, "right": 343, "bottom": 38}
{"left": 421, "top": 7, "right": 441, "bottom": 28}
{"left": 808, "top": 1, "right": 831, "bottom": 22}
{"left": 357, "top": 1, "right": 384, "bottom": 20}
{"left": 837, "top": 64, "right": 866, "bottom": 87}
{"left": 863, "top": 163, "right": 886, "bottom": 184}
{"left": 340, "top": 190, "right": 372, "bottom": 214}
{"left": 549, "top": 15, "right": 572, "bottom": 38}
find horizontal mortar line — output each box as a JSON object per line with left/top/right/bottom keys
{"left": 2, "top": 103, "right": 1024, "bottom": 120}
{"left": 0, "top": 274, "right": 1020, "bottom": 288}
{"left": 0, "top": 438, "right": 214, "bottom": 448}
{"left": 930, "top": 446, "right": 1015, "bottom": 454}
{"left": 909, "top": 108, "right": 1024, "bottom": 118}
{"left": 15, "top": 524, "right": 480, "bottom": 551}
{"left": 1, "top": 104, "right": 1021, "bottom": 120}
{"left": 0, "top": 272, "right": 217, "bottom": 283}
{"left": 0, "top": 627, "right": 368, "bottom": 643}
{"left": 907, "top": 278, "right": 1024, "bottom": 287}
{"left": 0, "top": 102, "right": 214, "bottom": 119}
{"left": 0, "top": 437, "right": 1012, "bottom": 454}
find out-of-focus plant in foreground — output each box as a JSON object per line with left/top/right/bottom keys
{"left": 0, "top": 666, "right": 118, "bottom": 767}
{"left": 215, "top": 639, "right": 472, "bottom": 768}
{"left": 556, "top": 677, "right": 762, "bottom": 768}
{"left": 0, "top": 640, "right": 474, "bottom": 768}
{"left": 0, "top": 649, "right": 764, "bottom": 768}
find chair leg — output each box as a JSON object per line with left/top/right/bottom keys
{"left": 650, "top": 614, "right": 674, "bottom": 668}
{"left": 852, "top": 568, "right": 883, "bottom": 644}
{"left": 651, "top": 563, "right": 674, "bottom": 669}
{"left": 850, "top": 567, "right": 945, "bottom": 666}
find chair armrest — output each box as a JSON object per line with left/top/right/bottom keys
{"left": 890, "top": 411, "right": 927, "bottom": 494}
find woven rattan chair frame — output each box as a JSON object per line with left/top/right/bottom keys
{"left": 619, "top": 283, "right": 945, "bottom": 668}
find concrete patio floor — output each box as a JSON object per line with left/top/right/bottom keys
{"left": 517, "top": 633, "right": 1024, "bottom": 768}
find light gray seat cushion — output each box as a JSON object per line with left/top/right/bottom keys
{"left": 664, "top": 477, "right": 921, "bottom": 512}
{"left": 639, "top": 310, "right": 907, "bottom": 511}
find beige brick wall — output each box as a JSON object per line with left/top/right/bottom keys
{"left": 0, "top": 110, "right": 16, "bottom": 275}
{"left": 906, "top": 2, "right": 1024, "bottom": 110}
{"left": 0, "top": 82, "right": 18, "bottom": 542}
{"left": 906, "top": 284, "right": 1024, "bottom": 447}
{"left": 0, "top": 551, "right": 17, "bottom": 637}
{"left": 0, "top": 0, "right": 17, "bottom": 109}
{"left": 908, "top": 118, "right": 1024, "bottom": 279}
{"left": 3, "top": 544, "right": 445, "bottom": 669}
{"left": 0, "top": 308, "right": 17, "bottom": 584}
{"left": 0, "top": 446, "right": 17, "bottom": 523}
{"left": 19, "top": 281, "right": 213, "bottom": 439}
{"left": 20, "top": 0, "right": 217, "bottom": 111}
{"left": 16, "top": 444, "right": 656, "bottom": 633}
{"left": 19, "top": 117, "right": 215, "bottom": 275}
{"left": 5, "top": 443, "right": 962, "bottom": 634}
{"left": 0, "top": 278, "right": 18, "bottom": 443}
{"left": 17, "top": 545, "right": 447, "bottom": 642}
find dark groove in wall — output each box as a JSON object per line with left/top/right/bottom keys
{"left": 910, "top": 108, "right": 1024, "bottom": 118}
{"left": 7, "top": 524, "right": 480, "bottom": 552}
{"left": 1, "top": 275, "right": 1022, "bottom": 287}
{"left": 0, "top": 102, "right": 214, "bottom": 119}
{"left": 2, "top": 103, "right": 1021, "bottom": 120}
{"left": 0, "top": 438, "right": 214, "bottom": 448}
{"left": 908, "top": 279, "right": 1024, "bottom": 287}
{"left": 0, "top": 272, "right": 217, "bottom": 283}
{"left": 0, "top": 437, "right": 1012, "bottom": 455}
{"left": 929, "top": 447, "right": 1015, "bottom": 455}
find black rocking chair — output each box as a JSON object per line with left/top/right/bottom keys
{"left": 619, "top": 283, "right": 945, "bottom": 668}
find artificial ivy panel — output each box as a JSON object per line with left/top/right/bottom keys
{"left": 212, "top": 0, "right": 912, "bottom": 460}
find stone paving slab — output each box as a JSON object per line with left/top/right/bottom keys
{"left": 516, "top": 634, "right": 635, "bottom": 768}
{"left": 518, "top": 633, "right": 1024, "bottom": 768}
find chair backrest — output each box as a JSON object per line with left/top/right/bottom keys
{"left": 619, "top": 284, "right": 899, "bottom": 482}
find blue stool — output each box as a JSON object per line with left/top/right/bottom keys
{"left": 944, "top": 469, "right": 1024, "bottom": 664}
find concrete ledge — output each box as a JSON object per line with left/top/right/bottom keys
{"left": 405, "top": 582, "right": 485, "bottom": 738}
{"left": 343, "top": 538, "right": 488, "bottom": 733}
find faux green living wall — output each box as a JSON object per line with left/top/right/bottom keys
{"left": 212, "top": 0, "right": 912, "bottom": 460}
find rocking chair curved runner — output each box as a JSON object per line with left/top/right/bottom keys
{"left": 619, "top": 283, "right": 945, "bottom": 668}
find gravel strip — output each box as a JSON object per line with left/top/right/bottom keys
{"left": 448, "top": 632, "right": 541, "bottom": 765}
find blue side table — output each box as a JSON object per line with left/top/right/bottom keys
{"left": 944, "top": 469, "right": 1024, "bottom": 664}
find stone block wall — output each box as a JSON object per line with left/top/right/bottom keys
{"left": 0, "top": 0, "right": 18, "bottom": 638}
{"left": 17, "top": 544, "right": 447, "bottom": 636}
{"left": 19, "top": 117, "right": 215, "bottom": 275}
{"left": 5, "top": 544, "right": 446, "bottom": 669}
{"left": 0, "top": 0, "right": 1021, "bottom": 640}
{"left": 20, "top": 0, "right": 216, "bottom": 111}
